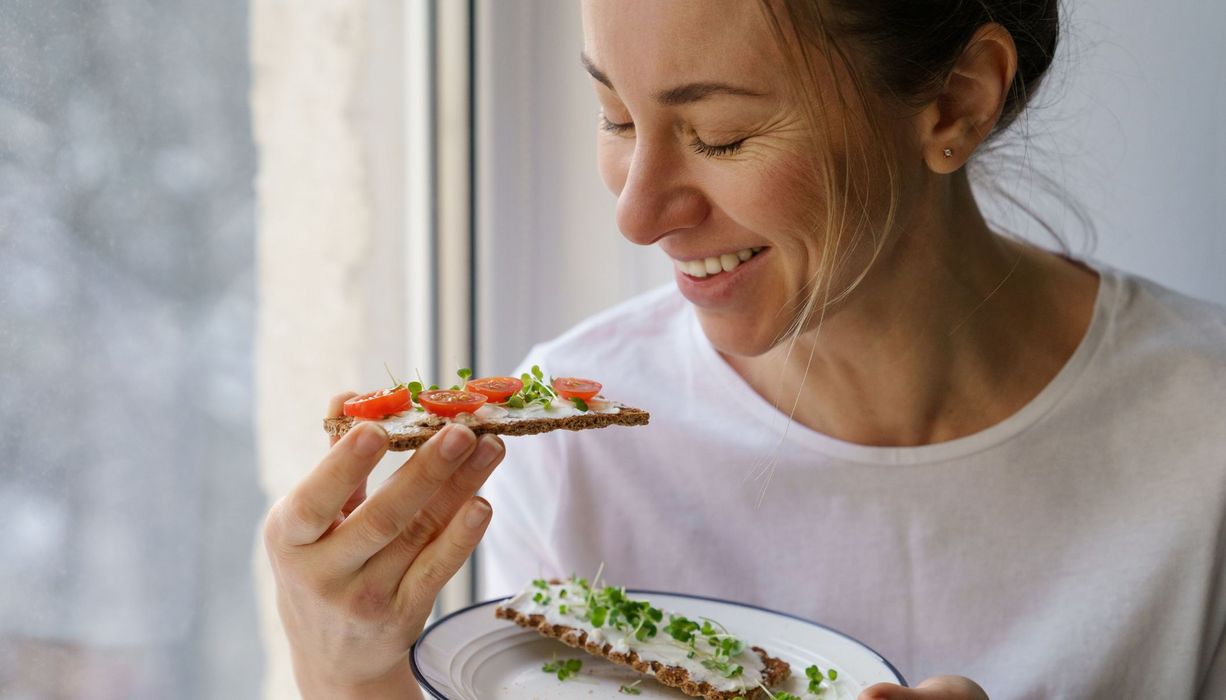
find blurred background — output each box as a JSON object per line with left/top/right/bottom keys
{"left": 0, "top": 0, "right": 1222, "bottom": 698}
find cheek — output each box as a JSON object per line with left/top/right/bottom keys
{"left": 720, "top": 152, "right": 823, "bottom": 249}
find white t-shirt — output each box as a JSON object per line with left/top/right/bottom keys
{"left": 478, "top": 265, "right": 1226, "bottom": 699}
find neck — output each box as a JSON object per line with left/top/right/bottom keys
{"left": 725, "top": 172, "right": 1099, "bottom": 447}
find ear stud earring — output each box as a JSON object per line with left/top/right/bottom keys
{"left": 943, "top": 147, "right": 953, "bottom": 158}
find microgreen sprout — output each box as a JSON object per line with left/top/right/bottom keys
{"left": 506, "top": 364, "right": 563, "bottom": 410}
{"left": 558, "top": 574, "right": 750, "bottom": 682}
{"left": 541, "top": 655, "right": 583, "bottom": 681}
{"left": 805, "top": 664, "right": 835, "bottom": 694}
{"left": 619, "top": 680, "right": 643, "bottom": 695}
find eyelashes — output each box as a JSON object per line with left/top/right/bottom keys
{"left": 598, "top": 113, "right": 747, "bottom": 158}
{"left": 599, "top": 113, "right": 634, "bottom": 135}
{"left": 689, "top": 138, "right": 746, "bottom": 158}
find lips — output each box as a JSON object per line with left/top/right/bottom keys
{"left": 669, "top": 245, "right": 770, "bottom": 309}
{"left": 670, "top": 246, "right": 765, "bottom": 279}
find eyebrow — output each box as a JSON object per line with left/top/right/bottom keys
{"left": 580, "top": 52, "right": 765, "bottom": 106}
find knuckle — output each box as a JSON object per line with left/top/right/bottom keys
{"left": 355, "top": 503, "right": 404, "bottom": 545}
{"left": 393, "top": 510, "right": 445, "bottom": 559}
{"left": 261, "top": 502, "right": 284, "bottom": 546}
{"left": 417, "top": 556, "right": 458, "bottom": 591}
{"left": 285, "top": 495, "right": 331, "bottom": 534}
{"left": 405, "top": 507, "right": 448, "bottom": 546}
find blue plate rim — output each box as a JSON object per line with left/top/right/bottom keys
{"left": 410, "top": 588, "right": 907, "bottom": 698}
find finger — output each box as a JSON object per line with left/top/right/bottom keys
{"left": 341, "top": 480, "right": 367, "bottom": 516}
{"left": 329, "top": 423, "right": 479, "bottom": 568}
{"left": 860, "top": 676, "right": 988, "bottom": 700}
{"left": 327, "top": 391, "right": 359, "bottom": 447}
{"left": 361, "top": 435, "right": 505, "bottom": 584}
{"left": 329, "top": 392, "right": 366, "bottom": 518}
{"left": 270, "top": 422, "right": 389, "bottom": 548}
{"left": 397, "top": 496, "right": 492, "bottom": 614}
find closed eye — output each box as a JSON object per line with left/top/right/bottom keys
{"left": 601, "top": 112, "right": 747, "bottom": 158}
{"left": 690, "top": 136, "right": 746, "bottom": 158}
{"left": 599, "top": 113, "right": 634, "bottom": 135}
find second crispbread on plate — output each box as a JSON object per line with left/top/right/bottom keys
{"left": 495, "top": 578, "right": 793, "bottom": 700}
{"left": 324, "top": 403, "right": 650, "bottom": 451}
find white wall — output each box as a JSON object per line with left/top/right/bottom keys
{"left": 475, "top": 0, "right": 1226, "bottom": 375}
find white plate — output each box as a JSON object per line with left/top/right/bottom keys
{"left": 412, "top": 590, "right": 905, "bottom": 699}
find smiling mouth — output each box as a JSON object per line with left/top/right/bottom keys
{"left": 672, "top": 246, "right": 766, "bottom": 279}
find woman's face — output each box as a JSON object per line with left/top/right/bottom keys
{"left": 582, "top": 0, "right": 897, "bottom": 356}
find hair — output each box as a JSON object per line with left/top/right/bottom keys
{"left": 748, "top": 1, "right": 1085, "bottom": 499}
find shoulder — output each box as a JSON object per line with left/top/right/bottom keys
{"left": 1103, "top": 267, "right": 1226, "bottom": 369}
{"left": 1082, "top": 266, "right": 1226, "bottom": 424}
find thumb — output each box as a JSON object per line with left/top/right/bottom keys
{"left": 859, "top": 676, "right": 988, "bottom": 700}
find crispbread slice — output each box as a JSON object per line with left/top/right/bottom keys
{"left": 323, "top": 404, "right": 650, "bottom": 451}
{"left": 494, "top": 605, "right": 791, "bottom": 700}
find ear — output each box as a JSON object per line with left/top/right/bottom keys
{"left": 916, "top": 23, "right": 1018, "bottom": 174}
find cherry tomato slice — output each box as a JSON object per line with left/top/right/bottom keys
{"left": 552, "top": 377, "right": 602, "bottom": 401}
{"left": 343, "top": 387, "right": 412, "bottom": 419}
{"left": 465, "top": 376, "right": 524, "bottom": 403}
{"left": 417, "top": 389, "right": 488, "bottom": 418}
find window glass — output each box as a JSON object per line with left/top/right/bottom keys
{"left": 0, "top": 1, "right": 262, "bottom": 697}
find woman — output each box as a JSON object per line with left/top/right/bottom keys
{"left": 263, "top": 1, "right": 1226, "bottom": 698}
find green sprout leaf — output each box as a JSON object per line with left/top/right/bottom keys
{"left": 619, "top": 680, "right": 642, "bottom": 695}
{"left": 541, "top": 656, "right": 583, "bottom": 681}
{"left": 571, "top": 397, "right": 589, "bottom": 411}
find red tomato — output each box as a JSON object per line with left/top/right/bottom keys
{"left": 417, "top": 389, "right": 488, "bottom": 417}
{"left": 466, "top": 376, "right": 524, "bottom": 403}
{"left": 552, "top": 377, "right": 602, "bottom": 401}
{"left": 343, "top": 387, "right": 412, "bottom": 419}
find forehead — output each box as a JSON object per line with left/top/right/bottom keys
{"left": 580, "top": 0, "right": 784, "bottom": 94}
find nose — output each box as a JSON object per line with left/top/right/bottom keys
{"left": 614, "top": 142, "right": 709, "bottom": 247}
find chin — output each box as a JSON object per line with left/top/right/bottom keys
{"left": 693, "top": 308, "right": 786, "bottom": 359}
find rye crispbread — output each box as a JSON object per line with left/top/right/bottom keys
{"left": 323, "top": 404, "right": 650, "bottom": 451}
{"left": 493, "top": 605, "right": 792, "bottom": 700}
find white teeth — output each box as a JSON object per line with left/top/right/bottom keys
{"left": 674, "top": 247, "right": 763, "bottom": 279}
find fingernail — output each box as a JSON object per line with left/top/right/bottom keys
{"left": 354, "top": 424, "right": 387, "bottom": 457}
{"left": 467, "top": 436, "right": 503, "bottom": 471}
{"left": 439, "top": 425, "right": 475, "bottom": 461}
{"left": 464, "top": 499, "right": 491, "bottom": 528}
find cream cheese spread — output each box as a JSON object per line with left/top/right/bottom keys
{"left": 368, "top": 397, "right": 622, "bottom": 437}
{"left": 503, "top": 580, "right": 768, "bottom": 694}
